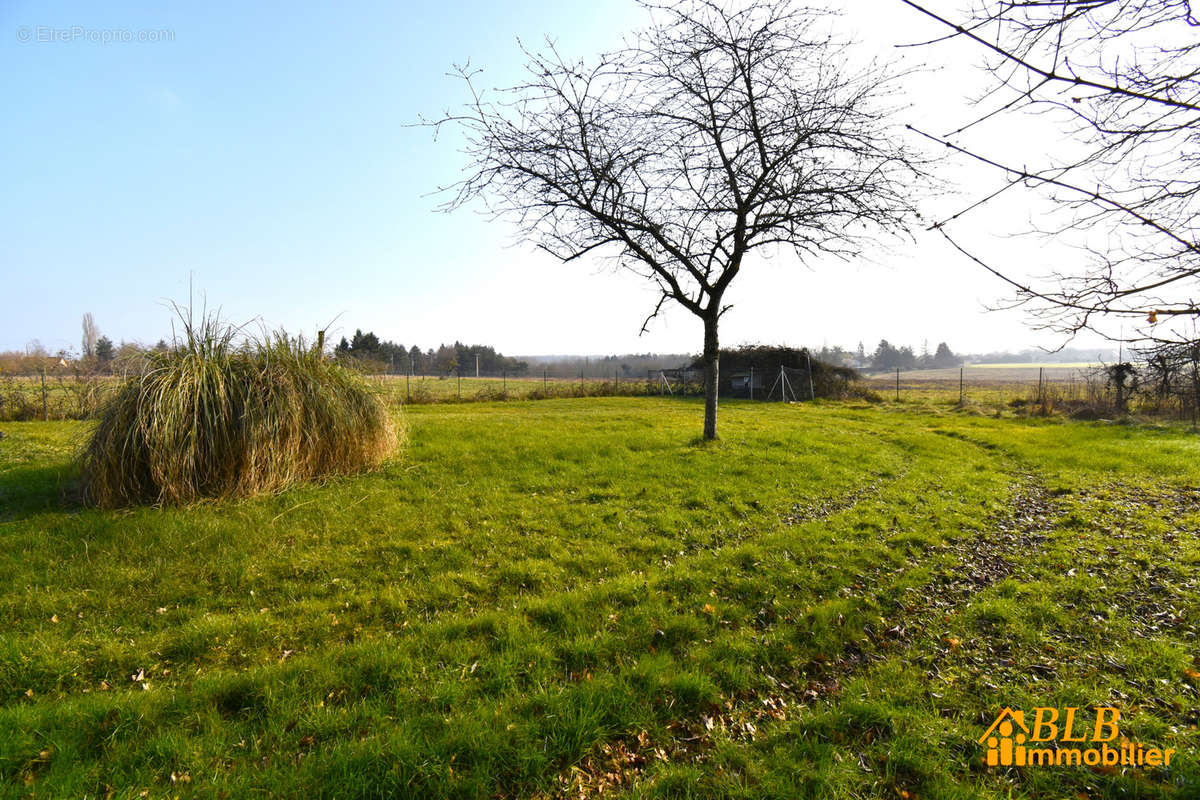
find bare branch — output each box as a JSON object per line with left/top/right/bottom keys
{"left": 903, "top": 0, "right": 1200, "bottom": 346}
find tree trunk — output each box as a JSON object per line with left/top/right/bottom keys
{"left": 702, "top": 316, "right": 719, "bottom": 440}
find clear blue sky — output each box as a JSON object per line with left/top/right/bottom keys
{"left": 1, "top": 0, "right": 1108, "bottom": 357}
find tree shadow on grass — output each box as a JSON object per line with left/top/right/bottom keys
{"left": 0, "top": 463, "right": 83, "bottom": 523}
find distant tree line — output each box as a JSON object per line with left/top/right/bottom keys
{"left": 800, "top": 341, "right": 1131, "bottom": 371}
{"left": 332, "top": 330, "right": 696, "bottom": 379}
{"left": 11, "top": 314, "right": 1118, "bottom": 382}
{"left": 864, "top": 340, "right": 959, "bottom": 371}
{"left": 529, "top": 353, "right": 693, "bottom": 379}
{"left": 797, "top": 341, "right": 960, "bottom": 371}
{"left": 963, "top": 346, "right": 1117, "bottom": 365}
{"left": 333, "top": 329, "right": 528, "bottom": 376}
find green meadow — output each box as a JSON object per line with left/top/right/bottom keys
{"left": 1, "top": 398, "right": 1198, "bottom": 798}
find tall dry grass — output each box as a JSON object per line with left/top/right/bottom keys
{"left": 80, "top": 315, "right": 398, "bottom": 507}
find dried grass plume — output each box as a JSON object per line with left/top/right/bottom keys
{"left": 81, "top": 311, "right": 398, "bottom": 507}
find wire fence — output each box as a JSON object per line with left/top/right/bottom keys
{"left": 0, "top": 365, "right": 826, "bottom": 419}
{"left": 658, "top": 363, "right": 870, "bottom": 401}
{"left": 0, "top": 372, "right": 115, "bottom": 422}
{"left": 863, "top": 365, "right": 1200, "bottom": 424}
{"left": 4, "top": 364, "right": 1197, "bottom": 424}
{"left": 370, "top": 369, "right": 660, "bottom": 404}
{"left": 373, "top": 363, "right": 857, "bottom": 404}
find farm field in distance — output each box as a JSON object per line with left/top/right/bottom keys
{"left": 2, "top": 397, "right": 1198, "bottom": 798}
{"left": 862, "top": 364, "right": 1106, "bottom": 407}
{"left": 870, "top": 363, "right": 1100, "bottom": 382}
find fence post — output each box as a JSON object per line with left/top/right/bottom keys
{"left": 806, "top": 352, "right": 815, "bottom": 401}
{"left": 406, "top": 368, "right": 411, "bottom": 402}
{"left": 959, "top": 367, "right": 964, "bottom": 406}
{"left": 1193, "top": 357, "right": 1200, "bottom": 431}
{"left": 580, "top": 367, "right": 584, "bottom": 392}
{"left": 41, "top": 368, "right": 48, "bottom": 421}
{"left": 1038, "top": 367, "right": 1045, "bottom": 405}
{"left": 544, "top": 368, "right": 547, "bottom": 391}
{"left": 749, "top": 366, "right": 754, "bottom": 401}
{"left": 895, "top": 368, "right": 900, "bottom": 402}
{"left": 503, "top": 371, "right": 506, "bottom": 395}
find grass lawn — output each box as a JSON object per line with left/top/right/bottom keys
{"left": 1, "top": 398, "right": 1198, "bottom": 798}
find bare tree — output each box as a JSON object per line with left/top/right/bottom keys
{"left": 81, "top": 312, "right": 98, "bottom": 359}
{"left": 433, "top": 0, "right": 926, "bottom": 439}
{"left": 902, "top": 0, "right": 1200, "bottom": 346}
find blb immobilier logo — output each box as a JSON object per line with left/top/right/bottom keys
{"left": 980, "top": 707, "right": 1175, "bottom": 768}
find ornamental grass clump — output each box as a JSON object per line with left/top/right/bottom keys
{"left": 81, "top": 315, "right": 397, "bottom": 507}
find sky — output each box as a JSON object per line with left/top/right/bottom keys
{"left": 1, "top": 0, "right": 1114, "bottom": 358}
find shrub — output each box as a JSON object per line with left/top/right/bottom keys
{"left": 80, "top": 315, "right": 398, "bottom": 507}
{"left": 846, "top": 385, "right": 884, "bottom": 404}
{"left": 688, "top": 344, "right": 862, "bottom": 399}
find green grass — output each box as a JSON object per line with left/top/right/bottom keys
{"left": 1, "top": 398, "right": 1197, "bottom": 798}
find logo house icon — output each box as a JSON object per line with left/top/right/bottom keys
{"left": 979, "top": 708, "right": 1030, "bottom": 766}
